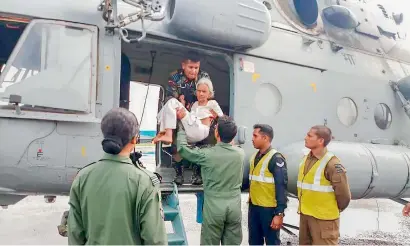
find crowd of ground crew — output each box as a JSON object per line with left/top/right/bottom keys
{"left": 65, "top": 51, "right": 373, "bottom": 245}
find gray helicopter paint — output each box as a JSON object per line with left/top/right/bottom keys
{"left": 0, "top": 0, "right": 410, "bottom": 206}
{"left": 281, "top": 141, "right": 410, "bottom": 200}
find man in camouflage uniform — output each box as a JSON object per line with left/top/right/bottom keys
{"left": 166, "top": 51, "right": 211, "bottom": 185}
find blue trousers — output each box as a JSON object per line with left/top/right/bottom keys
{"left": 248, "top": 203, "right": 281, "bottom": 245}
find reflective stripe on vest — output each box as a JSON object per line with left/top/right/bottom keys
{"left": 297, "top": 152, "right": 334, "bottom": 193}
{"left": 249, "top": 149, "right": 277, "bottom": 184}
{"left": 296, "top": 181, "right": 334, "bottom": 192}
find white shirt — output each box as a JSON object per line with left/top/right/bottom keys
{"left": 190, "top": 100, "right": 224, "bottom": 118}
{"left": 181, "top": 100, "right": 224, "bottom": 143}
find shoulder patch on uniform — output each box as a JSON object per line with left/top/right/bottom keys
{"left": 273, "top": 152, "right": 286, "bottom": 162}
{"left": 139, "top": 167, "right": 161, "bottom": 186}
{"left": 150, "top": 175, "right": 161, "bottom": 186}
{"left": 334, "top": 163, "right": 344, "bottom": 173}
{"left": 276, "top": 161, "right": 285, "bottom": 167}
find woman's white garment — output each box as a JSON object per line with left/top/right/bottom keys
{"left": 157, "top": 98, "right": 224, "bottom": 143}
{"left": 190, "top": 100, "right": 224, "bottom": 118}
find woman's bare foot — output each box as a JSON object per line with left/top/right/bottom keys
{"left": 152, "top": 132, "right": 165, "bottom": 144}
{"left": 155, "top": 135, "right": 173, "bottom": 144}
{"left": 153, "top": 129, "right": 173, "bottom": 144}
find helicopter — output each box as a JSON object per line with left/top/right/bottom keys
{"left": 1, "top": 0, "right": 410, "bottom": 235}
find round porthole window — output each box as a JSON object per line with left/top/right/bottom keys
{"left": 254, "top": 83, "right": 282, "bottom": 116}
{"left": 337, "top": 97, "right": 358, "bottom": 127}
{"left": 274, "top": 0, "right": 322, "bottom": 35}
{"left": 374, "top": 103, "right": 392, "bottom": 130}
{"left": 292, "top": 0, "right": 319, "bottom": 28}
{"left": 322, "top": 5, "right": 359, "bottom": 29}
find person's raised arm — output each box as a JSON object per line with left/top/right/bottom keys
{"left": 176, "top": 128, "right": 207, "bottom": 165}
{"left": 178, "top": 107, "right": 209, "bottom": 143}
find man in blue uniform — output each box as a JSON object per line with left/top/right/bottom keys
{"left": 246, "top": 124, "right": 289, "bottom": 245}
{"left": 166, "top": 51, "right": 210, "bottom": 185}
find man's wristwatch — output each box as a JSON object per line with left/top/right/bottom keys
{"left": 277, "top": 212, "right": 284, "bottom": 217}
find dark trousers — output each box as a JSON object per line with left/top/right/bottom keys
{"left": 248, "top": 203, "right": 280, "bottom": 245}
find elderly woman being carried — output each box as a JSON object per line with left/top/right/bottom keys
{"left": 153, "top": 77, "right": 224, "bottom": 145}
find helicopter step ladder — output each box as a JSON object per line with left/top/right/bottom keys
{"left": 162, "top": 182, "right": 189, "bottom": 245}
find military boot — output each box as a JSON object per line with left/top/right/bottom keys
{"left": 173, "top": 162, "right": 184, "bottom": 186}
{"left": 191, "top": 164, "right": 203, "bottom": 185}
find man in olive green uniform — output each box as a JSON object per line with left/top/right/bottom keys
{"left": 67, "top": 107, "right": 167, "bottom": 245}
{"left": 297, "top": 125, "right": 351, "bottom": 245}
{"left": 176, "top": 112, "right": 244, "bottom": 245}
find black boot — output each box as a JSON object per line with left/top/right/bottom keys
{"left": 173, "top": 162, "right": 184, "bottom": 186}
{"left": 191, "top": 164, "right": 203, "bottom": 185}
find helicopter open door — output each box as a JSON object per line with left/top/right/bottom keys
{"left": 127, "top": 80, "right": 164, "bottom": 171}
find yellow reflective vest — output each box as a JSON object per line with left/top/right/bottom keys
{"left": 297, "top": 151, "right": 340, "bottom": 220}
{"left": 249, "top": 148, "right": 277, "bottom": 207}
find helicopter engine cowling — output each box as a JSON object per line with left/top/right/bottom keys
{"left": 165, "top": 0, "right": 272, "bottom": 50}
{"left": 279, "top": 141, "right": 410, "bottom": 200}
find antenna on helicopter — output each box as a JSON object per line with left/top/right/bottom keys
{"left": 98, "top": 0, "right": 168, "bottom": 43}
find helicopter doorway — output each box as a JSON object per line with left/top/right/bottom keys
{"left": 121, "top": 37, "right": 232, "bottom": 187}
{"left": 127, "top": 81, "right": 163, "bottom": 173}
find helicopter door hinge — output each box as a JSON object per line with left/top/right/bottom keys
{"left": 98, "top": 0, "right": 169, "bottom": 42}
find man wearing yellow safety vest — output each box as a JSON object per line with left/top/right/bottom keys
{"left": 297, "top": 125, "right": 351, "bottom": 245}
{"left": 248, "top": 124, "right": 288, "bottom": 245}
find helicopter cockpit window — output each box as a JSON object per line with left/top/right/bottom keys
{"left": 0, "top": 20, "right": 97, "bottom": 113}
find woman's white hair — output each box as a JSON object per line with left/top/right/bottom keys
{"left": 196, "top": 77, "right": 215, "bottom": 98}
